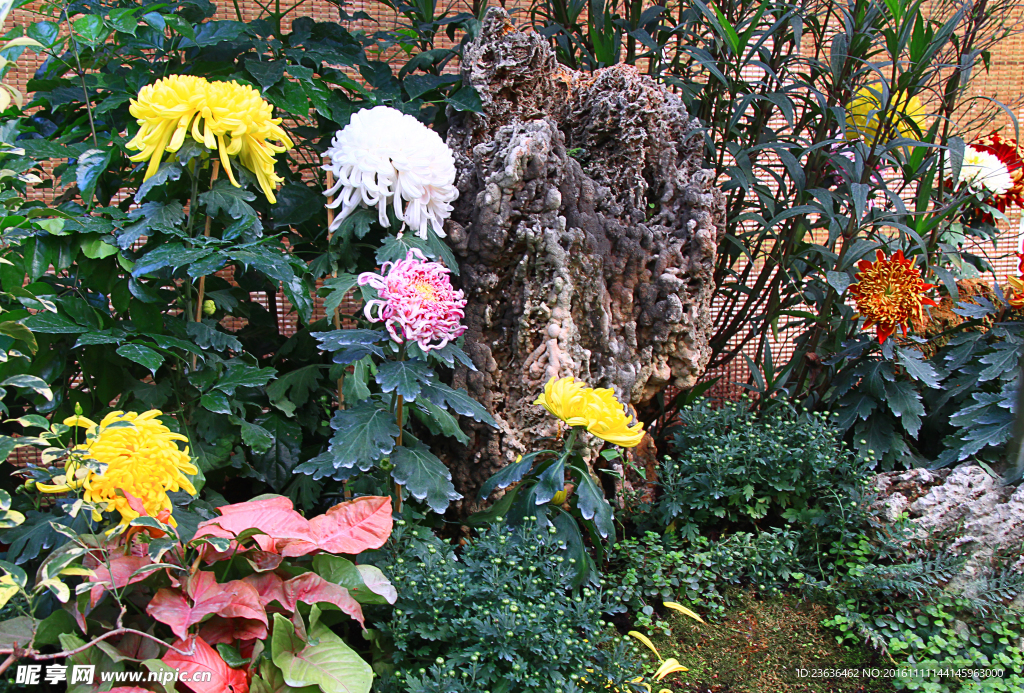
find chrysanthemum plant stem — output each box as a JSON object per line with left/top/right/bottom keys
{"left": 325, "top": 171, "right": 350, "bottom": 500}
{"left": 191, "top": 162, "right": 221, "bottom": 370}
{"left": 393, "top": 343, "right": 408, "bottom": 512}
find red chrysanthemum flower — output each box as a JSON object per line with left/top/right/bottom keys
{"left": 972, "top": 132, "right": 1024, "bottom": 213}
{"left": 848, "top": 250, "right": 938, "bottom": 343}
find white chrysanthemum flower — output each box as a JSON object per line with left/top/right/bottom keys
{"left": 322, "top": 106, "right": 458, "bottom": 240}
{"left": 959, "top": 145, "right": 1013, "bottom": 196}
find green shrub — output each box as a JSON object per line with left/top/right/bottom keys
{"left": 371, "top": 519, "right": 642, "bottom": 693}
{"left": 653, "top": 401, "right": 870, "bottom": 538}
{"left": 814, "top": 518, "right": 1024, "bottom": 692}
{"left": 608, "top": 529, "right": 804, "bottom": 629}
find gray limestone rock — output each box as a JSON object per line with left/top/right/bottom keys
{"left": 441, "top": 8, "right": 724, "bottom": 507}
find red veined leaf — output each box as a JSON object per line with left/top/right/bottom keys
{"left": 199, "top": 616, "right": 268, "bottom": 645}
{"left": 282, "top": 572, "right": 365, "bottom": 627}
{"left": 193, "top": 496, "right": 311, "bottom": 547}
{"left": 147, "top": 572, "right": 250, "bottom": 640}
{"left": 86, "top": 554, "right": 154, "bottom": 608}
{"left": 278, "top": 496, "right": 393, "bottom": 557}
{"left": 162, "top": 635, "right": 249, "bottom": 693}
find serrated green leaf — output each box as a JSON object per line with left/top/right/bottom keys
{"left": 420, "top": 382, "right": 496, "bottom": 426}
{"left": 882, "top": 378, "right": 924, "bottom": 437}
{"left": 235, "top": 418, "right": 274, "bottom": 454}
{"left": 200, "top": 180, "right": 257, "bottom": 219}
{"left": 375, "top": 359, "right": 433, "bottom": 402}
{"left": 390, "top": 437, "right": 461, "bottom": 514}
{"left": 571, "top": 464, "right": 615, "bottom": 539}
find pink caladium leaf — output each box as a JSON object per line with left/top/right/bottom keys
{"left": 282, "top": 572, "right": 365, "bottom": 627}
{"left": 193, "top": 496, "right": 311, "bottom": 547}
{"left": 278, "top": 496, "right": 393, "bottom": 557}
{"left": 198, "top": 616, "right": 268, "bottom": 645}
{"left": 147, "top": 571, "right": 267, "bottom": 640}
{"left": 242, "top": 572, "right": 288, "bottom": 609}
{"left": 163, "top": 635, "right": 249, "bottom": 693}
{"left": 85, "top": 554, "right": 154, "bottom": 608}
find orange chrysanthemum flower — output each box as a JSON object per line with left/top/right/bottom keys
{"left": 848, "top": 250, "right": 937, "bottom": 343}
{"left": 972, "top": 132, "right": 1024, "bottom": 213}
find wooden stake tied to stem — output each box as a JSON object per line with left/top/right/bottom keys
{"left": 192, "top": 160, "right": 220, "bottom": 370}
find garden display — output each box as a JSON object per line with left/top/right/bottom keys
{"left": 0, "top": 0, "right": 1020, "bottom": 691}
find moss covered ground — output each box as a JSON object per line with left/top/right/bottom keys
{"left": 634, "top": 592, "right": 896, "bottom": 693}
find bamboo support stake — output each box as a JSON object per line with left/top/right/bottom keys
{"left": 325, "top": 170, "right": 345, "bottom": 407}
{"left": 325, "top": 171, "right": 352, "bottom": 501}
{"left": 192, "top": 161, "right": 220, "bottom": 370}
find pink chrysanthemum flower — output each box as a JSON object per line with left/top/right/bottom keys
{"left": 357, "top": 249, "right": 467, "bottom": 351}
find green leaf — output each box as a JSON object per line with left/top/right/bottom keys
{"left": 200, "top": 180, "right": 258, "bottom": 219}
{"left": 34, "top": 610, "right": 77, "bottom": 647}
{"left": 186, "top": 320, "right": 243, "bottom": 352}
{"left": 200, "top": 390, "right": 233, "bottom": 415}
{"left": 882, "top": 378, "right": 925, "bottom": 437}
{"left": 533, "top": 455, "right": 565, "bottom": 505}
{"left": 571, "top": 464, "right": 615, "bottom": 539}
{"left": 21, "top": 312, "right": 85, "bottom": 334}
{"left": 311, "top": 555, "right": 396, "bottom": 605}
{"left": 116, "top": 343, "right": 165, "bottom": 375}
{"left": 216, "top": 643, "right": 249, "bottom": 669}
{"left": 979, "top": 341, "right": 1019, "bottom": 383}
{"left": 896, "top": 347, "right": 942, "bottom": 388}
{"left": 73, "top": 15, "right": 109, "bottom": 46}
{"left": 0, "top": 616, "right": 37, "bottom": 649}
{"left": 478, "top": 451, "right": 542, "bottom": 500}
{"left": 107, "top": 8, "right": 139, "bottom": 35}
{"left": 235, "top": 418, "right": 274, "bottom": 455}
{"left": 375, "top": 359, "right": 433, "bottom": 402}
{"left": 445, "top": 85, "right": 483, "bottom": 112}
{"left": 0, "top": 375, "right": 52, "bottom": 401}
{"left": 215, "top": 363, "right": 277, "bottom": 394}
{"left": 245, "top": 58, "right": 287, "bottom": 91}
{"left": 134, "top": 163, "right": 184, "bottom": 203}
{"left": 267, "top": 365, "right": 323, "bottom": 416}
{"left": 132, "top": 244, "right": 212, "bottom": 277}
{"left": 412, "top": 398, "right": 469, "bottom": 444}
{"left": 296, "top": 401, "right": 399, "bottom": 477}
{"left": 190, "top": 435, "right": 235, "bottom": 473}
{"left": 390, "top": 437, "right": 461, "bottom": 514}
{"left": 250, "top": 414, "right": 302, "bottom": 492}
{"left": 271, "top": 611, "right": 373, "bottom": 693}
{"left": 80, "top": 236, "right": 118, "bottom": 260}
{"left": 420, "top": 382, "right": 496, "bottom": 426}
{"left": 190, "top": 20, "right": 245, "bottom": 46}
{"left": 267, "top": 80, "right": 311, "bottom": 117}
{"left": 75, "top": 148, "right": 113, "bottom": 205}
{"left": 322, "top": 274, "right": 359, "bottom": 315}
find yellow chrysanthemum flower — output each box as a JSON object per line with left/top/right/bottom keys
{"left": 126, "top": 76, "right": 294, "bottom": 203}
{"left": 534, "top": 376, "right": 591, "bottom": 426}
{"left": 534, "top": 376, "right": 645, "bottom": 448}
{"left": 846, "top": 85, "right": 926, "bottom": 144}
{"left": 38, "top": 410, "right": 198, "bottom": 527}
